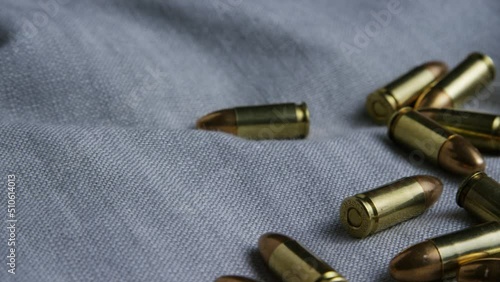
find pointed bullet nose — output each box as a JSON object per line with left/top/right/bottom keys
{"left": 423, "top": 61, "right": 448, "bottom": 78}
{"left": 195, "top": 109, "right": 237, "bottom": 134}
{"left": 258, "top": 233, "right": 289, "bottom": 263}
{"left": 389, "top": 241, "right": 442, "bottom": 282}
{"left": 438, "top": 135, "right": 486, "bottom": 175}
{"left": 415, "top": 175, "right": 443, "bottom": 208}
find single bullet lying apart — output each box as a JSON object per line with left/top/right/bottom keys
{"left": 457, "top": 171, "right": 500, "bottom": 222}
{"left": 389, "top": 221, "right": 500, "bottom": 282}
{"left": 419, "top": 108, "right": 500, "bottom": 153}
{"left": 388, "top": 107, "right": 485, "bottom": 174}
{"left": 457, "top": 258, "right": 500, "bottom": 282}
{"left": 259, "top": 233, "right": 348, "bottom": 282}
{"left": 415, "top": 52, "right": 495, "bottom": 109}
{"left": 366, "top": 61, "right": 447, "bottom": 124}
{"left": 215, "top": 276, "right": 259, "bottom": 282}
{"left": 340, "top": 175, "right": 442, "bottom": 238}
{"left": 196, "top": 103, "right": 309, "bottom": 140}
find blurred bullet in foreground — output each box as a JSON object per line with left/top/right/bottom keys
{"left": 340, "top": 175, "right": 442, "bottom": 238}
{"left": 215, "top": 276, "right": 259, "bottom": 282}
{"left": 415, "top": 52, "right": 495, "bottom": 109}
{"left": 389, "top": 221, "right": 500, "bottom": 281}
{"left": 366, "top": 61, "right": 447, "bottom": 124}
{"left": 388, "top": 107, "right": 485, "bottom": 174}
{"left": 457, "top": 258, "right": 500, "bottom": 282}
{"left": 419, "top": 108, "right": 500, "bottom": 153}
{"left": 196, "top": 103, "right": 309, "bottom": 140}
{"left": 457, "top": 171, "right": 500, "bottom": 222}
{"left": 259, "top": 233, "right": 348, "bottom": 282}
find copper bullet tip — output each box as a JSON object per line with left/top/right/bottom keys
{"left": 438, "top": 135, "right": 486, "bottom": 175}
{"left": 215, "top": 276, "right": 258, "bottom": 282}
{"left": 195, "top": 109, "right": 237, "bottom": 135}
{"left": 414, "top": 61, "right": 449, "bottom": 109}
{"left": 258, "top": 232, "right": 290, "bottom": 263}
{"left": 389, "top": 241, "right": 442, "bottom": 282}
{"left": 415, "top": 175, "right": 443, "bottom": 208}
{"left": 423, "top": 61, "right": 448, "bottom": 78}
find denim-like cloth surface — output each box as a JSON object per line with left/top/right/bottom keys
{"left": 0, "top": 1, "right": 500, "bottom": 281}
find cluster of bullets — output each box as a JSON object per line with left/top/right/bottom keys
{"left": 360, "top": 52, "right": 500, "bottom": 282}
{"left": 213, "top": 174, "right": 500, "bottom": 282}
{"left": 198, "top": 52, "right": 500, "bottom": 282}
{"left": 367, "top": 52, "right": 497, "bottom": 175}
{"left": 341, "top": 173, "right": 500, "bottom": 282}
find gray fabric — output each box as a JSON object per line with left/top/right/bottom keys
{"left": 0, "top": 0, "right": 499, "bottom": 281}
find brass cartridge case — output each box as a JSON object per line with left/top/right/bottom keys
{"left": 388, "top": 107, "right": 485, "bottom": 175}
{"left": 390, "top": 222, "right": 500, "bottom": 281}
{"left": 431, "top": 222, "right": 500, "bottom": 278}
{"left": 457, "top": 172, "right": 500, "bottom": 222}
{"left": 259, "top": 233, "right": 348, "bottom": 282}
{"left": 419, "top": 108, "right": 500, "bottom": 153}
{"left": 340, "top": 175, "right": 442, "bottom": 238}
{"left": 415, "top": 53, "right": 495, "bottom": 109}
{"left": 366, "top": 61, "right": 447, "bottom": 124}
{"left": 457, "top": 258, "right": 500, "bottom": 282}
{"left": 196, "top": 103, "right": 309, "bottom": 140}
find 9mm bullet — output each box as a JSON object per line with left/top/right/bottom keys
{"left": 340, "top": 175, "right": 442, "bottom": 238}
{"left": 390, "top": 221, "right": 500, "bottom": 282}
{"left": 196, "top": 103, "right": 309, "bottom": 140}
{"left": 415, "top": 52, "right": 495, "bottom": 109}
{"left": 419, "top": 108, "right": 500, "bottom": 153}
{"left": 388, "top": 107, "right": 485, "bottom": 174}
{"left": 259, "top": 233, "right": 348, "bottom": 282}
{"left": 365, "top": 61, "right": 447, "bottom": 124}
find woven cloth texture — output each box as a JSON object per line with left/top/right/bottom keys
{"left": 0, "top": 1, "right": 500, "bottom": 281}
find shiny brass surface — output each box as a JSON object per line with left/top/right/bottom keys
{"left": 389, "top": 107, "right": 454, "bottom": 164}
{"left": 235, "top": 103, "right": 309, "bottom": 139}
{"left": 415, "top": 53, "right": 495, "bottom": 109}
{"left": 340, "top": 176, "right": 442, "bottom": 238}
{"left": 262, "top": 233, "right": 348, "bottom": 282}
{"left": 431, "top": 222, "right": 500, "bottom": 279}
{"left": 457, "top": 258, "right": 500, "bottom": 282}
{"left": 440, "top": 53, "right": 495, "bottom": 103}
{"left": 388, "top": 107, "right": 485, "bottom": 174}
{"left": 389, "top": 107, "right": 449, "bottom": 162}
{"left": 196, "top": 103, "right": 309, "bottom": 140}
{"left": 365, "top": 62, "right": 447, "bottom": 124}
{"left": 419, "top": 108, "right": 500, "bottom": 152}
{"left": 457, "top": 172, "right": 500, "bottom": 222}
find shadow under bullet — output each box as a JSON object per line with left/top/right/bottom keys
{"left": 247, "top": 248, "right": 278, "bottom": 282}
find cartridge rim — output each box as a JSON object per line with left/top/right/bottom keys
{"left": 457, "top": 171, "right": 486, "bottom": 207}
{"left": 340, "top": 196, "right": 376, "bottom": 238}
{"left": 297, "top": 102, "right": 310, "bottom": 137}
{"left": 366, "top": 89, "right": 398, "bottom": 124}
{"left": 469, "top": 52, "right": 496, "bottom": 80}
